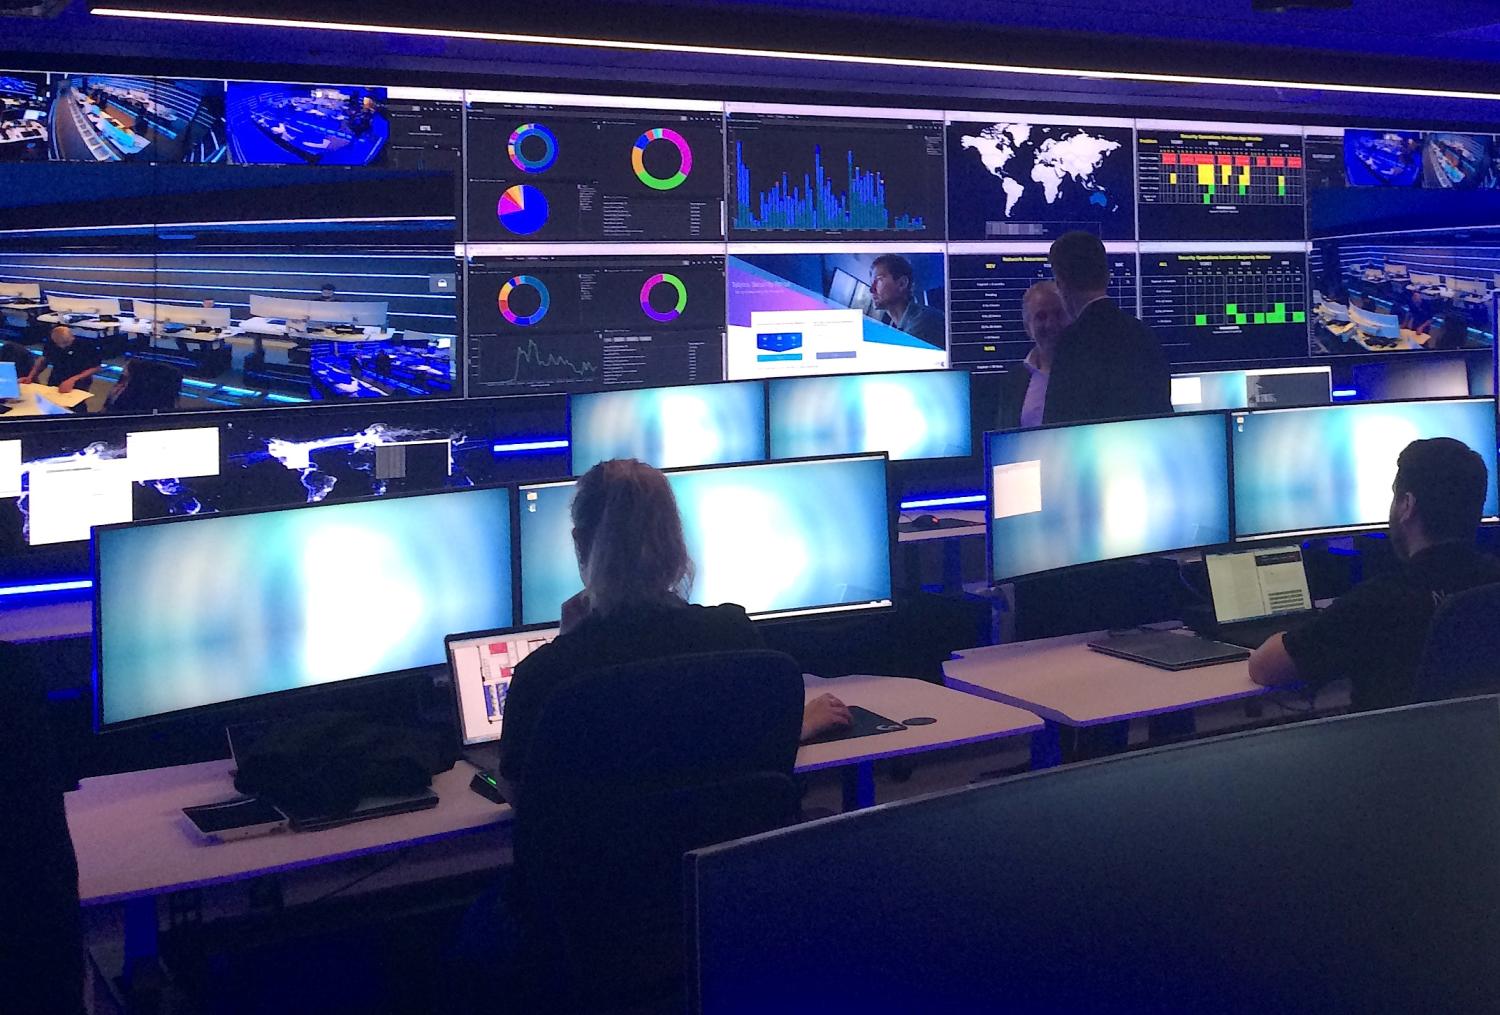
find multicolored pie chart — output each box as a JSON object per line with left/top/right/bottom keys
{"left": 499, "top": 275, "right": 550, "bottom": 326}
{"left": 507, "top": 122, "right": 558, "bottom": 173}
{"left": 497, "top": 184, "right": 548, "bottom": 235}
{"left": 640, "top": 272, "right": 688, "bottom": 322}
{"left": 632, "top": 128, "right": 692, "bottom": 191}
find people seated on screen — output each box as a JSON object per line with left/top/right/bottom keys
{"left": 22, "top": 325, "right": 100, "bottom": 393}
{"left": 997, "top": 281, "right": 1071, "bottom": 430}
{"left": 1401, "top": 290, "right": 1435, "bottom": 337}
{"left": 318, "top": 283, "right": 337, "bottom": 302}
{"left": 1043, "top": 231, "right": 1170, "bottom": 425}
{"left": 103, "top": 359, "right": 182, "bottom": 414}
{"left": 0, "top": 339, "right": 35, "bottom": 379}
{"left": 1249, "top": 438, "right": 1500, "bottom": 711}
{"left": 867, "top": 253, "right": 943, "bottom": 346}
{"left": 496, "top": 459, "right": 851, "bottom": 791}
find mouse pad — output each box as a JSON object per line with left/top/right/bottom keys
{"left": 804, "top": 705, "right": 907, "bottom": 745}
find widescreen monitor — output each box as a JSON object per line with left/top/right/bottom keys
{"left": 768, "top": 369, "right": 971, "bottom": 461}
{"left": 569, "top": 381, "right": 767, "bottom": 475}
{"left": 1232, "top": 397, "right": 1500, "bottom": 540}
{"left": 94, "top": 486, "right": 514, "bottom": 728}
{"left": 1170, "top": 367, "right": 1331, "bottom": 412}
{"left": 519, "top": 454, "right": 893, "bottom": 624}
{"left": 986, "top": 413, "right": 1231, "bottom": 582}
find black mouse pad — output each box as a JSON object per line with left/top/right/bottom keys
{"left": 804, "top": 705, "right": 906, "bottom": 745}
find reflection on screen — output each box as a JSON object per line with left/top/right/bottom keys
{"left": 1232, "top": 398, "right": 1500, "bottom": 539}
{"left": 769, "top": 370, "right": 971, "bottom": 461}
{"left": 96, "top": 487, "right": 514, "bottom": 726}
{"left": 520, "top": 456, "right": 892, "bottom": 624}
{"left": 570, "top": 382, "right": 767, "bottom": 475}
{"left": 987, "top": 415, "right": 1231, "bottom": 581}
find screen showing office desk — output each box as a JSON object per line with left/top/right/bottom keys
{"left": 1232, "top": 398, "right": 1500, "bottom": 540}
{"left": 986, "top": 414, "right": 1231, "bottom": 582}
{"left": 769, "top": 369, "right": 971, "bottom": 461}
{"left": 569, "top": 381, "right": 767, "bottom": 475}
{"left": 519, "top": 455, "right": 892, "bottom": 624}
{"left": 95, "top": 487, "right": 514, "bottom": 727}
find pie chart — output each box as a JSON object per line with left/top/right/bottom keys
{"left": 497, "top": 184, "right": 548, "bottom": 235}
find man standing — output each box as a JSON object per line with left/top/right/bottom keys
{"left": 868, "top": 254, "right": 943, "bottom": 347}
{"left": 1044, "top": 231, "right": 1171, "bottom": 424}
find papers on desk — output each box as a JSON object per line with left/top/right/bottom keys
{"left": 0, "top": 440, "right": 20, "bottom": 499}
{"left": 27, "top": 458, "right": 133, "bottom": 546}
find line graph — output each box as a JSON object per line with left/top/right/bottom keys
{"left": 505, "top": 337, "right": 596, "bottom": 383}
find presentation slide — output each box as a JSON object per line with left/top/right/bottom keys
{"left": 96, "top": 487, "right": 514, "bottom": 727}
{"left": 987, "top": 414, "right": 1231, "bottom": 582}
{"left": 727, "top": 109, "right": 945, "bottom": 241}
{"left": 726, "top": 250, "right": 946, "bottom": 378}
{"left": 1232, "top": 398, "right": 1500, "bottom": 540}
{"left": 520, "top": 455, "right": 892, "bottom": 624}
{"left": 466, "top": 99, "right": 724, "bottom": 242}
{"left": 466, "top": 254, "right": 726, "bottom": 395}
{"left": 1136, "top": 127, "right": 1306, "bottom": 240}
{"left": 0, "top": 72, "right": 51, "bottom": 162}
{"left": 226, "top": 82, "right": 389, "bottom": 166}
{"left": 946, "top": 117, "right": 1135, "bottom": 241}
{"left": 948, "top": 249, "right": 1138, "bottom": 371}
{"left": 1140, "top": 250, "right": 1310, "bottom": 364}
{"left": 49, "top": 75, "right": 225, "bottom": 163}
{"left": 570, "top": 381, "right": 767, "bottom": 474}
{"left": 1344, "top": 129, "right": 1423, "bottom": 187}
{"left": 768, "top": 369, "right": 970, "bottom": 461}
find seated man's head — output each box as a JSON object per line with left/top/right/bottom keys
{"left": 869, "top": 254, "right": 915, "bottom": 314}
{"left": 50, "top": 325, "right": 75, "bottom": 349}
{"left": 1048, "top": 231, "right": 1110, "bottom": 316}
{"left": 1021, "top": 281, "right": 1070, "bottom": 365}
{"left": 571, "top": 459, "right": 694, "bottom": 615}
{"left": 1390, "top": 437, "right": 1490, "bottom": 559}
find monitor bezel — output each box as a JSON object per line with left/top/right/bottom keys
{"left": 566, "top": 377, "right": 771, "bottom": 477}
{"left": 983, "top": 409, "right": 1235, "bottom": 585}
{"left": 91, "top": 482, "right": 518, "bottom": 733}
{"left": 766, "top": 367, "right": 974, "bottom": 463}
{"left": 517, "top": 451, "right": 897, "bottom": 626}
{"left": 444, "top": 621, "right": 562, "bottom": 748}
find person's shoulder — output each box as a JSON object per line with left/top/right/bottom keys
{"left": 687, "top": 601, "right": 756, "bottom": 630}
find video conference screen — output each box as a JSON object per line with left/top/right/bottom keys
{"left": 1141, "top": 250, "right": 1310, "bottom": 363}
{"left": 768, "top": 369, "right": 971, "bottom": 461}
{"left": 519, "top": 455, "right": 893, "bottom": 624}
{"left": 225, "top": 82, "right": 389, "bottom": 166}
{"left": 569, "top": 380, "right": 767, "bottom": 474}
{"left": 1232, "top": 398, "right": 1500, "bottom": 540}
{"left": 95, "top": 486, "right": 515, "bottom": 728}
{"left": 1136, "top": 126, "right": 1306, "bottom": 240}
{"left": 986, "top": 414, "right": 1231, "bottom": 582}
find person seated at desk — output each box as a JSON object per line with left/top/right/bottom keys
{"left": 22, "top": 325, "right": 100, "bottom": 394}
{"left": 1401, "top": 290, "right": 1436, "bottom": 337}
{"left": 103, "top": 359, "right": 182, "bottom": 414}
{"left": 997, "top": 280, "right": 1070, "bottom": 430}
{"left": 1250, "top": 438, "right": 1500, "bottom": 711}
{"left": 318, "top": 283, "right": 337, "bottom": 302}
{"left": 496, "top": 459, "right": 852, "bottom": 793}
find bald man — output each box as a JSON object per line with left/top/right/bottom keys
{"left": 24, "top": 325, "right": 101, "bottom": 394}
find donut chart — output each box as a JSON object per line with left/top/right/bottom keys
{"left": 497, "top": 184, "right": 548, "bottom": 235}
{"left": 632, "top": 128, "right": 692, "bottom": 191}
{"left": 507, "top": 122, "right": 558, "bottom": 173}
{"left": 499, "top": 275, "right": 550, "bottom": 326}
{"left": 640, "top": 272, "right": 688, "bottom": 322}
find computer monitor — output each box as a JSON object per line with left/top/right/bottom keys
{"left": 568, "top": 381, "right": 768, "bottom": 476}
{"left": 1232, "top": 397, "right": 1500, "bottom": 541}
{"left": 307, "top": 301, "right": 389, "bottom": 328}
{"left": 1204, "top": 544, "right": 1313, "bottom": 625}
{"left": 1349, "top": 304, "right": 1402, "bottom": 340}
{"left": 1383, "top": 263, "right": 1408, "bottom": 279}
{"left": 985, "top": 413, "right": 1231, "bottom": 582}
{"left": 0, "top": 282, "right": 40, "bottom": 301}
{"left": 446, "top": 625, "right": 561, "bottom": 747}
{"left": 768, "top": 369, "right": 971, "bottom": 461}
{"left": 93, "top": 486, "right": 515, "bottom": 729}
{"left": 48, "top": 296, "right": 121, "bottom": 318}
{"left": 1412, "top": 273, "right": 1443, "bottom": 288}
{"left": 518, "top": 454, "right": 893, "bottom": 625}
{"left": 248, "top": 294, "right": 315, "bottom": 322}
{"left": 0, "top": 361, "right": 18, "bottom": 400}
{"left": 155, "top": 304, "right": 232, "bottom": 329}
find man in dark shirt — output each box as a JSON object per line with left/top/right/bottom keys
{"left": 23, "top": 325, "right": 102, "bottom": 393}
{"left": 1251, "top": 437, "right": 1500, "bottom": 711}
{"left": 1043, "top": 231, "right": 1171, "bottom": 425}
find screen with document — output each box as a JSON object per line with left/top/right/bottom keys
{"left": 1206, "top": 545, "right": 1313, "bottom": 624}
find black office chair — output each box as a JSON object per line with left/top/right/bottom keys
{"left": 0, "top": 339, "right": 35, "bottom": 378}
{"left": 104, "top": 358, "right": 182, "bottom": 414}
{"left": 509, "top": 650, "right": 805, "bottom": 1014}
{"left": 1412, "top": 582, "right": 1500, "bottom": 702}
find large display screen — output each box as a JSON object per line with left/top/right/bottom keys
{"left": 570, "top": 380, "right": 767, "bottom": 474}
{"left": 1136, "top": 125, "right": 1306, "bottom": 240}
{"left": 225, "top": 82, "right": 389, "bottom": 166}
{"left": 519, "top": 455, "right": 892, "bottom": 624}
{"left": 986, "top": 414, "right": 1231, "bottom": 582}
{"left": 95, "top": 486, "right": 514, "bottom": 728}
{"left": 768, "top": 369, "right": 970, "bottom": 461}
{"left": 1232, "top": 398, "right": 1500, "bottom": 540}
{"left": 1141, "top": 249, "right": 1310, "bottom": 363}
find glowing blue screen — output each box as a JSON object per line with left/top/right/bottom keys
{"left": 570, "top": 382, "right": 767, "bottom": 475}
{"left": 769, "top": 370, "right": 971, "bottom": 461}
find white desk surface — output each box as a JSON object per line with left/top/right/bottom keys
{"left": 897, "top": 508, "right": 985, "bottom": 543}
{"left": 797, "top": 672, "right": 1041, "bottom": 773}
{"left": 3, "top": 382, "right": 95, "bottom": 416}
{"left": 943, "top": 629, "right": 1270, "bottom": 728}
{"left": 67, "top": 758, "right": 509, "bottom": 907}
{"left": 241, "top": 317, "right": 393, "bottom": 344}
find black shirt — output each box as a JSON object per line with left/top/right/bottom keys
{"left": 1043, "top": 298, "right": 1172, "bottom": 426}
{"left": 1283, "top": 542, "right": 1500, "bottom": 711}
{"left": 497, "top": 601, "right": 763, "bottom": 784}
{"left": 40, "top": 340, "right": 101, "bottom": 390}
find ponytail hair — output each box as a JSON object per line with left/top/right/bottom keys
{"left": 571, "top": 459, "right": 694, "bottom": 615}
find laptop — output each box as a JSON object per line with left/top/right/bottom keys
{"left": 445, "top": 625, "right": 562, "bottom": 750}
{"left": 1088, "top": 629, "right": 1249, "bottom": 671}
{"left": 1204, "top": 545, "right": 1319, "bottom": 649}
{"left": 0, "top": 361, "right": 19, "bottom": 400}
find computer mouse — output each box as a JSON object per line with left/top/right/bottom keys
{"left": 911, "top": 514, "right": 942, "bottom": 530}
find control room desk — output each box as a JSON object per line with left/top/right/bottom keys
{"left": 943, "top": 628, "right": 1272, "bottom": 768}
{"left": 4, "top": 382, "right": 96, "bottom": 415}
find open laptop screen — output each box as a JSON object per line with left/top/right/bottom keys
{"left": 1205, "top": 545, "right": 1313, "bottom": 625}
{"left": 0, "top": 360, "right": 18, "bottom": 400}
{"left": 447, "top": 626, "right": 561, "bottom": 747}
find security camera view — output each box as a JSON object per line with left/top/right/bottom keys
{"left": 49, "top": 75, "right": 225, "bottom": 163}
{"left": 226, "top": 82, "right": 389, "bottom": 165}
{"left": 0, "top": 72, "right": 50, "bottom": 162}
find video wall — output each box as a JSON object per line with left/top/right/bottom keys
{"left": 3, "top": 72, "right": 1500, "bottom": 421}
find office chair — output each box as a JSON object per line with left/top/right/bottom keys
{"left": 510, "top": 650, "right": 805, "bottom": 1014}
{"left": 1412, "top": 583, "right": 1500, "bottom": 703}
{"left": 104, "top": 359, "right": 182, "bottom": 414}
